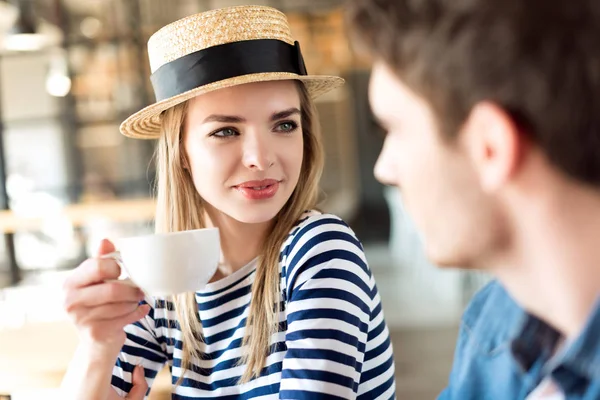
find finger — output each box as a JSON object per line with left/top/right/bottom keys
{"left": 114, "top": 304, "right": 151, "bottom": 328}
{"left": 126, "top": 365, "right": 148, "bottom": 400}
{"left": 96, "top": 238, "right": 116, "bottom": 257}
{"left": 65, "top": 282, "right": 144, "bottom": 310}
{"left": 63, "top": 257, "right": 121, "bottom": 289}
{"left": 82, "top": 304, "right": 151, "bottom": 342}
{"left": 74, "top": 301, "right": 141, "bottom": 324}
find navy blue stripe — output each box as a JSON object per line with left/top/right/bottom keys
{"left": 286, "top": 328, "right": 365, "bottom": 353}
{"left": 171, "top": 337, "right": 243, "bottom": 363}
{"left": 173, "top": 382, "right": 280, "bottom": 400}
{"left": 204, "top": 326, "right": 241, "bottom": 346}
{"left": 140, "top": 299, "right": 157, "bottom": 319}
{"left": 121, "top": 344, "right": 167, "bottom": 363}
{"left": 281, "top": 217, "right": 342, "bottom": 261}
{"left": 111, "top": 375, "right": 132, "bottom": 393}
{"left": 155, "top": 306, "right": 278, "bottom": 346}
{"left": 371, "top": 302, "right": 382, "bottom": 322}
{"left": 288, "top": 216, "right": 347, "bottom": 243}
{"left": 154, "top": 318, "right": 181, "bottom": 330}
{"left": 156, "top": 334, "right": 177, "bottom": 349}
{"left": 203, "top": 319, "right": 288, "bottom": 348}
{"left": 197, "top": 268, "right": 256, "bottom": 298}
{"left": 282, "top": 368, "right": 358, "bottom": 391}
{"left": 287, "top": 214, "right": 313, "bottom": 235}
{"left": 283, "top": 217, "right": 349, "bottom": 258}
{"left": 287, "top": 307, "right": 369, "bottom": 336}
{"left": 290, "top": 286, "right": 371, "bottom": 318}
{"left": 279, "top": 214, "right": 315, "bottom": 262}
{"left": 312, "top": 267, "right": 373, "bottom": 299}
{"left": 171, "top": 338, "right": 287, "bottom": 374}
{"left": 287, "top": 231, "right": 364, "bottom": 278}
{"left": 278, "top": 390, "right": 348, "bottom": 400}
{"left": 115, "top": 358, "right": 162, "bottom": 380}
{"left": 365, "top": 336, "right": 393, "bottom": 361}
{"left": 203, "top": 314, "right": 257, "bottom": 345}
{"left": 287, "top": 249, "right": 370, "bottom": 298}
{"left": 201, "top": 303, "right": 248, "bottom": 328}
{"left": 155, "top": 299, "right": 175, "bottom": 311}
{"left": 179, "top": 361, "right": 283, "bottom": 392}
{"left": 115, "top": 358, "right": 134, "bottom": 373}
{"left": 360, "top": 352, "right": 395, "bottom": 384}
{"left": 284, "top": 348, "right": 362, "bottom": 372}
{"left": 367, "top": 317, "right": 387, "bottom": 343}
{"left": 286, "top": 213, "right": 320, "bottom": 238}
{"left": 173, "top": 354, "right": 241, "bottom": 375}
{"left": 199, "top": 285, "right": 252, "bottom": 311}
{"left": 171, "top": 338, "right": 282, "bottom": 368}
{"left": 357, "top": 373, "right": 396, "bottom": 400}
{"left": 128, "top": 324, "right": 165, "bottom": 354}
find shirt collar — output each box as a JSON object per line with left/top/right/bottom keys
{"left": 511, "top": 296, "right": 600, "bottom": 384}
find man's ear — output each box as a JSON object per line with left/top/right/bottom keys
{"left": 460, "top": 102, "right": 525, "bottom": 192}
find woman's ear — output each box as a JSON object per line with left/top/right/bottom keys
{"left": 179, "top": 129, "right": 190, "bottom": 171}
{"left": 181, "top": 151, "right": 190, "bottom": 170}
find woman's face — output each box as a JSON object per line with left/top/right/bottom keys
{"left": 183, "top": 80, "right": 304, "bottom": 224}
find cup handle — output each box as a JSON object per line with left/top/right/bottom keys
{"left": 100, "top": 251, "right": 139, "bottom": 288}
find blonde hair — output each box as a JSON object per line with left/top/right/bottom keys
{"left": 154, "top": 82, "right": 323, "bottom": 383}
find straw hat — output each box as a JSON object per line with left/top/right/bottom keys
{"left": 120, "top": 5, "right": 345, "bottom": 139}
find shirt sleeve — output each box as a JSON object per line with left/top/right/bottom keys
{"left": 111, "top": 297, "right": 169, "bottom": 397}
{"left": 279, "top": 215, "right": 374, "bottom": 399}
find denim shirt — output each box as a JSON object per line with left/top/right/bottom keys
{"left": 439, "top": 281, "right": 600, "bottom": 400}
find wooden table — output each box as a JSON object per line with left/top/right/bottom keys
{"left": 0, "top": 198, "right": 157, "bottom": 234}
{"left": 0, "top": 321, "right": 171, "bottom": 398}
{"left": 0, "top": 198, "right": 172, "bottom": 397}
{"left": 0, "top": 322, "right": 78, "bottom": 393}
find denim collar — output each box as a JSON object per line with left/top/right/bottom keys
{"left": 555, "top": 297, "right": 600, "bottom": 381}
{"left": 510, "top": 296, "right": 600, "bottom": 391}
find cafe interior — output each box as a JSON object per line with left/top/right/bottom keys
{"left": 0, "top": 0, "right": 490, "bottom": 398}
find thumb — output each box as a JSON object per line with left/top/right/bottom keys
{"left": 126, "top": 365, "right": 148, "bottom": 399}
{"left": 96, "top": 238, "right": 116, "bottom": 257}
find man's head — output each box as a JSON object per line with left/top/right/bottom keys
{"left": 347, "top": 0, "right": 600, "bottom": 268}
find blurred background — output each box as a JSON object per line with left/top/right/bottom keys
{"left": 0, "top": 0, "right": 489, "bottom": 398}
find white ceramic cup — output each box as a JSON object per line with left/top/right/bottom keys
{"left": 102, "top": 228, "right": 220, "bottom": 296}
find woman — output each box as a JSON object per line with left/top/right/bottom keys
{"left": 61, "top": 6, "right": 395, "bottom": 399}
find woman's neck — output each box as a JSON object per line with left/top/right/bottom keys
{"left": 206, "top": 208, "right": 272, "bottom": 278}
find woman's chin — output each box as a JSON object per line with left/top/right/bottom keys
{"left": 222, "top": 205, "right": 281, "bottom": 225}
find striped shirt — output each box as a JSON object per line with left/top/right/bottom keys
{"left": 111, "top": 212, "right": 396, "bottom": 399}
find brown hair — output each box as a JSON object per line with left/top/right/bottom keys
{"left": 154, "top": 81, "right": 323, "bottom": 383}
{"left": 347, "top": 0, "right": 600, "bottom": 186}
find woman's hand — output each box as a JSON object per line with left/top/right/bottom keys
{"left": 62, "top": 239, "right": 150, "bottom": 358}
{"left": 107, "top": 365, "right": 149, "bottom": 400}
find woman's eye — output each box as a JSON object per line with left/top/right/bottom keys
{"left": 276, "top": 121, "right": 298, "bottom": 133}
{"left": 212, "top": 128, "right": 238, "bottom": 138}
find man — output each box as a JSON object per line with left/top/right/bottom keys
{"left": 347, "top": 0, "right": 600, "bottom": 398}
